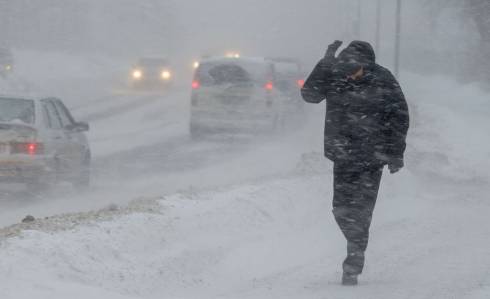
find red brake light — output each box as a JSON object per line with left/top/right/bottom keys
{"left": 297, "top": 79, "right": 305, "bottom": 88}
{"left": 265, "top": 82, "right": 274, "bottom": 91}
{"left": 192, "top": 80, "right": 200, "bottom": 89}
{"left": 11, "top": 142, "right": 44, "bottom": 155}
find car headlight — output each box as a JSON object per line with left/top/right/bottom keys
{"left": 193, "top": 61, "right": 200, "bottom": 69}
{"left": 5, "top": 65, "right": 12, "bottom": 71}
{"left": 225, "top": 52, "right": 240, "bottom": 58}
{"left": 161, "top": 70, "right": 172, "bottom": 80}
{"left": 132, "top": 70, "right": 142, "bottom": 79}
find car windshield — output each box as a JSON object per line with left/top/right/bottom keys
{"left": 138, "top": 58, "right": 168, "bottom": 68}
{"left": 196, "top": 60, "right": 272, "bottom": 86}
{"left": 0, "top": 98, "right": 35, "bottom": 124}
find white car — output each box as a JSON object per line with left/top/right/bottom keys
{"left": 130, "top": 57, "right": 174, "bottom": 89}
{"left": 266, "top": 57, "right": 305, "bottom": 98}
{"left": 190, "top": 56, "right": 291, "bottom": 137}
{"left": 0, "top": 96, "right": 91, "bottom": 190}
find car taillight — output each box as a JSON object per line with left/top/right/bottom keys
{"left": 265, "top": 82, "right": 274, "bottom": 91}
{"left": 297, "top": 79, "right": 305, "bottom": 88}
{"left": 11, "top": 142, "right": 44, "bottom": 155}
{"left": 192, "top": 80, "right": 200, "bottom": 89}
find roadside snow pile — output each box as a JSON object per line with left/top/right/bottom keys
{"left": 404, "top": 74, "right": 490, "bottom": 184}
{"left": 0, "top": 176, "right": 337, "bottom": 299}
{"left": 0, "top": 199, "right": 160, "bottom": 240}
{"left": 1, "top": 167, "right": 488, "bottom": 299}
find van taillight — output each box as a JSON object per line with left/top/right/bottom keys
{"left": 192, "top": 80, "right": 200, "bottom": 89}
{"left": 265, "top": 82, "right": 274, "bottom": 91}
{"left": 297, "top": 79, "right": 305, "bottom": 88}
{"left": 11, "top": 142, "right": 44, "bottom": 155}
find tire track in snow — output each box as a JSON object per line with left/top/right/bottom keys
{"left": 82, "top": 94, "right": 162, "bottom": 122}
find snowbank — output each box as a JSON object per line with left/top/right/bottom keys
{"left": 0, "top": 165, "right": 488, "bottom": 299}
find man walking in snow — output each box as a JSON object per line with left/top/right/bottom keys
{"left": 301, "top": 40, "right": 409, "bottom": 285}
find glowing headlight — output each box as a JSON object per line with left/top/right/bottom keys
{"left": 5, "top": 65, "right": 12, "bottom": 71}
{"left": 161, "top": 70, "right": 172, "bottom": 80}
{"left": 132, "top": 70, "right": 142, "bottom": 79}
{"left": 226, "top": 52, "right": 240, "bottom": 58}
{"left": 193, "top": 61, "right": 200, "bottom": 69}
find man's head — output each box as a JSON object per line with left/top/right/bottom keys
{"left": 334, "top": 41, "right": 375, "bottom": 80}
{"left": 337, "top": 41, "right": 376, "bottom": 65}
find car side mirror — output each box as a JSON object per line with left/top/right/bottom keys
{"left": 66, "top": 121, "right": 89, "bottom": 132}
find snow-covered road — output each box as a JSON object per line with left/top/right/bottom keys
{"left": 1, "top": 166, "right": 489, "bottom": 299}
{"left": 0, "top": 79, "right": 320, "bottom": 227}
{"left": 0, "top": 51, "right": 489, "bottom": 298}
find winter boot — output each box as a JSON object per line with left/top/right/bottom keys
{"left": 342, "top": 272, "right": 358, "bottom": 286}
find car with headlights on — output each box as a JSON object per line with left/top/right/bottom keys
{"left": 0, "top": 96, "right": 91, "bottom": 191}
{"left": 130, "top": 57, "right": 173, "bottom": 89}
{"left": 189, "top": 56, "right": 293, "bottom": 138}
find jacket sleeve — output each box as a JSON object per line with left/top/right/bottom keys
{"left": 301, "top": 55, "right": 337, "bottom": 104}
{"left": 384, "top": 74, "right": 410, "bottom": 161}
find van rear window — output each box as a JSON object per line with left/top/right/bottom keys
{"left": 206, "top": 64, "right": 251, "bottom": 85}
{"left": 196, "top": 60, "right": 273, "bottom": 86}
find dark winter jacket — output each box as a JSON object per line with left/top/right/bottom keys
{"left": 301, "top": 41, "right": 409, "bottom": 164}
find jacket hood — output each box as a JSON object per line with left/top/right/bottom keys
{"left": 337, "top": 41, "right": 376, "bottom": 65}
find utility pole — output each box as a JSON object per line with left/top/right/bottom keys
{"left": 394, "top": 0, "right": 402, "bottom": 78}
{"left": 375, "top": 0, "right": 382, "bottom": 54}
{"left": 355, "top": 0, "right": 362, "bottom": 39}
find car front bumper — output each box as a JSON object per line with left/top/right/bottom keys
{"left": 131, "top": 78, "right": 173, "bottom": 88}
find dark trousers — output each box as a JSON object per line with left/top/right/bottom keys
{"left": 332, "top": 161, "right": 383, "bottom": 275}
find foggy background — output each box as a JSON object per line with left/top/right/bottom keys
{"left": 0, "top": 0, "right": 487, "bottom": 83}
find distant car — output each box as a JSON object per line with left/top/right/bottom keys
{"left": 0, "top": 96, "right": 91, "bottom": 191}
{"left": 189, "top": 56, "right": 293, "bottom": 137}
{"left": 266, "top": 57, "right": 305, "bottom": 99}
{"left": 0, "top": 47, "right": 14, "bottom": 77}
{"left": 130, "top": 57, "right": 174, "bottom": 89}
